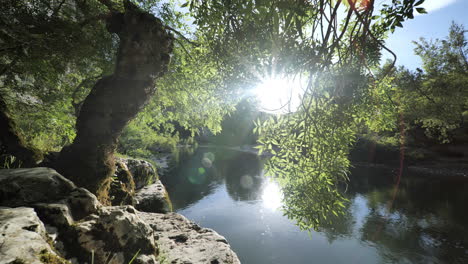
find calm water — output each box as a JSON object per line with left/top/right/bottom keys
{"left": 159, "top": 147, "right": 468, "bottom": 264}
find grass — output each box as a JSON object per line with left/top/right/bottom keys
{"left": 38, "top": 249, "right": 71, "bottom": 264}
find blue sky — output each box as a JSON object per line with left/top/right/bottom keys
{"left": 384, "top": 0, "right": 468, "bottom": 70}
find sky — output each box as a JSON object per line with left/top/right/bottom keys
{"left": 384, "top": 0, "right": 468, "bottom": 70}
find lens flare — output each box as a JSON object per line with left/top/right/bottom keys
{"left": 347, "top": 0, "right": 372, "bottom": 11}
{"left": 188, "top": 167, "right": 207, "bottom": 185}
{"left": 240, "top": 175, "right": 254, "bottom": 189}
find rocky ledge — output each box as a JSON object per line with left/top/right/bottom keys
{"left": 0, "top": 167, "right": 240, "bottom": 264}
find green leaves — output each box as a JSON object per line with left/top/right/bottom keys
{"left": 254, "top": 87, "right": 358, "bottom": 230}
{"left": 416, "top": 7, "right": 427, "bottom": 14}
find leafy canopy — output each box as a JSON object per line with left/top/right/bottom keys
{"left": 187, "top": 0, "right": 427, "bottom": 230}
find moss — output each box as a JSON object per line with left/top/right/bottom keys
{"left": 109, "top": 160, "right": 136, "bottom": 206}
{"left": 164, "top": 190, "right": 173, "bottom": 212}
{"left": 158, "top": 250, "right": 169, "bottom": 264}
{"left": 38, "top": 249, "right": 71, "bottom": 264}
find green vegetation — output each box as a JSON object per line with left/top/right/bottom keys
{"left": 39, "top": 249, "right": 71, "bottom": 264}
{"left": 2, "top": 0, "right": 465, "bottom": 230}
{"left": 394, "top": 23, "right": 468, "bottom": 143}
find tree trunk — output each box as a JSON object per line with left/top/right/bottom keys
{"left": 0, "top": 93, "right": 38, "bottom": 167}
{"left": 55, "top": 1, "right": 173, "bottom": 203}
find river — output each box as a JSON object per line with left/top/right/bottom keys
{"left": 159, "top": 146, "right": 468, "bottom": 264}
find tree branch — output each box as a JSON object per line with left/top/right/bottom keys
{"left": 164, "top": 25, "right": 199, "bottom": 46}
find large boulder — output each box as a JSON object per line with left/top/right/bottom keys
{"left": 0, "top": 168, "right": 100, "bottom": 221}
{"left": 138, "top": 212, "right": 241, "bottom": 264}
{"left": 117, "top": 158, "right": 157, "bottom": 189}
{"left": 0, "top": 207, "right": 68, "bottom": 264}
{"left": 134, "top": 181, "right": 172, "bottom": 213}
{"left": 64, "top": 206, "right": 158, "bottom": 264}
{"left": 0, "top": 168, "right": 75, "bottom": 206}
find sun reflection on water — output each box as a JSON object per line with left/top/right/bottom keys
{"left": 261, "top": 180, "right": 283, "bottom": 211}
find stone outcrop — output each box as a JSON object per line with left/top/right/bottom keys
{"left": 139, "top": 212, "right": 241, "bottom": 264}
{"left": 135, "top": 181, "right": 172, "bottom": 213}
{"left": 109, "top": 157, "right": 171, "bottom": 213}
{"left": 118, "top": 157, "right": 158, "bottom": 189}
{"left": 0, "top": 167, "right": 76, "bottom": 206}
{"left": 0, "top": 207, "right": 69, "bottom": 264}
{"left": 0, "top": 168, "right": 240, "bottom": 264}
{"left": 0, "top": 167, "right": 100, "bottom": 220}
{"left": 109, "top": 157, "right": 160, "bottom": 207}
{"left": 70, "top": 206, "right": 158, "bottom": 264}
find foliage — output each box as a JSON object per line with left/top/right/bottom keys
{"left": 0, "top": 154, "right": 22, "bottom": 169}
{"left": 0, "top": 0, "right": 115, "bottom": 151}
{"left": 187, "top": 0, "right": 424, "bottom": 230}
{"left": 1, "top": 0, "right": 235, "bottom": 156}
{"left": 118, "top": 30, "right": 237, "bottom": 157}
{"left": 407, "top": 23, "right": 468, "bottom": 142}
{"left": 207, "top": 98, "right": 269, "bottom": 146}
{"left": 255, "top": 95, "right": 356, "bottom": 229}
{"left": 374, "top": 23, "right": 468, "bottom": 143}
{"left": 1, "top": 0, "right": 432, "bottom": 231}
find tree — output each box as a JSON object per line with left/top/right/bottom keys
{"left": 54, "top": 1, "right": 174, "bottom": 202}
{"left": 1, "top": 0, "right": 426, "bottom": 216}
{"left": 408, "top": 22, "right": 468, "bottom": 142}
{"left": 377, "top": 23, "right": 468, "bottom": 144}
{"left": 0, "top": 0, "right": 114, "bottom": 163}
{"left": 187, "top": 0, "right": 427, "bottom": 229}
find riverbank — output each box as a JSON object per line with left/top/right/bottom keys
{"left": 0, "top": 166, "right": 240, "bottom": 264}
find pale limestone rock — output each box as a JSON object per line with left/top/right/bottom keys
{"left": 73, "top": 206, "right": 158, "bottom": 264}
{"left": 0, "top": 207, "right": 65, "bottom": 264}
{"left": 138, "top": 212, "right": 241, "bottom": 264}
{"left": 135, "top": 181, "right": 172, "bottom": 213}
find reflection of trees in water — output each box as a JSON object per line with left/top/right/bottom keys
{"left": 317, "top": 203, "right": 355, "bottom": 243}
{"left": 163, "top": 149, "right": 468, "bottom": 263}
{"left": 324, "top": 165, "right": 468, "bottom": 263}
{"left": 161, "top": 148, "right": 265, "bottom": 209}
{"left": 349, "top": 166, "right": 468, "bottom": 226}
{"left": 160, "top": 149, "right": 222, "bottom": 210}
{"left": 221, "top": 152, "right": 264, "bottom": 201}
{"left": 360, "top": 205, "right": 468, "bottom": 263}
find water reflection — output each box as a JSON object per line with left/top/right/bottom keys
{"left": 261, "top": 180, "right": 283, "bottom": 211}
{"left": 160, "top": 148, "right": 468, "bottom": 264}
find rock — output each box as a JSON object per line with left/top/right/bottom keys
{"left": 108, "top": 158, "right": 159, "bottom": 206}
{"left": 138, "top": 212, "right": 241, "bottom": 264}
{"left": 0, "top": 207, "right": 68, "bottom": 264}
{"left": 0, "top": 168, "right": 101, "bottom": 222}
{"left": 134, "top": 181, "right": 172, "bottom": 213}
{"left": 66, "top": 188, "right": 100, "bottom": 220}
{"left": 68, "top": 206, "right": 158, "bottom": 264}
{"left": 33, "top": 203, "right": 74, "bottom": 228}
{"left": 0, "top": 168, "right": 241, "bottom": 264}
{"left": 0, "top": 168, "right": 75, "bottom": 207}
{"left": 117, "top": 158, "right": 157, "bottom": 189}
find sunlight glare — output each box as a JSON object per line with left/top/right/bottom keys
{"left": 253, "top": 76, "right": 303, "bottom": 114}
{"left": 261, "top": 180, "right": 283, "bottom": 211}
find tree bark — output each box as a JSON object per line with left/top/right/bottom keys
{"left": 0, "top": 93, "right": 38, "bottom": 167}
{"left": 55, "top": 1, "right": 173, "bottom": 203}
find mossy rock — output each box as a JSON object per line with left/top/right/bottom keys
{"left": 39, "top": 249, "right": 71, "bottom": 264}
{"left": 109, "top": 160, "right": 136, "bottom": 206}
{"left": 116, "top": 157, "right": 158, "bottom": 189}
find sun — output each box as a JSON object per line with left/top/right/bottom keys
{"left": 253, "top": 76, "right": 304, "bottom": 114}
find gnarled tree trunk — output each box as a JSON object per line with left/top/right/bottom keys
{"left": 55, "top": 1, "right": 173, "bottom": 203}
